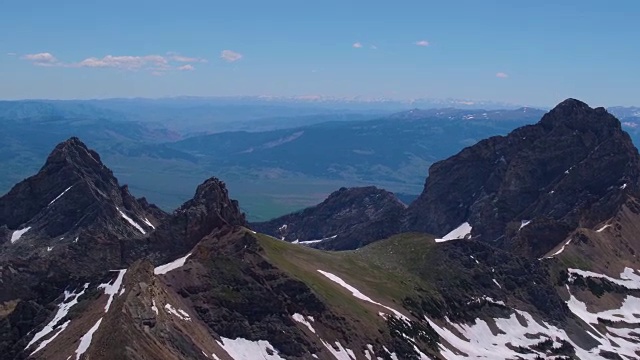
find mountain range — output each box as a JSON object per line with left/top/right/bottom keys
{"left": 2, "top": 99, "right": 640, "bottom": 359}
{"left": 0, "top": 100, "right": 549, "bottom": 221}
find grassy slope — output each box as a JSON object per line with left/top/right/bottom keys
{"left": 253, "top": 231, "right": 438, "bottom": 321}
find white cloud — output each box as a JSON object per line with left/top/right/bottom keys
{"left": 415, "top": 40, "right": 430, "bottom": 47}
{"left": 20, "top": 52, "right": 203, "bottom": 73}
{"left": 220, "top": 50, "right": 243, "bottom": 62}
{"left": 75, "top": 55, "right": 168, "bottom": 69}
{"left": 7, "top": 52, "right": 16, "bottom": 56}
{"left": 151, "top": 71, "right": 165, "bottom": 76}
{"left": 22, "top": 52, "right": 58, "bottom": 65}
{"left": 168, "top": 52, "right": 207, "bottom": 63}
{"left": 352, "top": 42, "right": 363, "bottom": 48}
{"left": 370, "top": 45, "right": 378, "bottom": 50}
{"left": 496, "top": 72, "right": 509, "bottom": 78}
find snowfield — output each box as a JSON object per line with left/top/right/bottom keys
{"left": 154, "top": 252, "right": 192, "bottom": 275}
{"left": 435, "top": 222, "right": 472, "bottom": 242}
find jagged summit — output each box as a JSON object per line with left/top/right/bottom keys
{"left": 404, "top": 98, "right": 640, "bottom": 257}
{"left": 0, "top": 137, "right": 163, "bottom": 242}
{"left": 539, "top": 98, "right": 621, "bottom": 132}
{"left": 175, "top": 177, "right": 246, "bottom": 227}
{"left": 42, "top": 136, "right": 111, "bottom": 173}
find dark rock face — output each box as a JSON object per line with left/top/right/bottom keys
{"left": 0, "top": 137, "right": 165, "bottom": 241}
{"left": 404, "top": 99, "right": 640, "bottom": 258}
{"left": 251, "top": 186, "right": 406, "bottom": 250}
{"left": 121, "top": 177, "right": 247, "bottom": 265}
{"left": 0, "top": 138, "right": 250, "bottom": 357}
{"left": 0, "top": 138, "right": 168, "bottom": 302}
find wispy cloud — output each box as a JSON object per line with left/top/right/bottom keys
{"left": 20, "top": 52, "right": 205, "bottom": 74}
{"left": 75, "top": 55, "right": 168, "bottom": 69}
{"left": 22, "top": 52, "right": 58, "bottom": 66}
{"left": 352, "top": 42, "right": 363, "bottom": 48}
{"left": 221, "top": 50, "right": 243, "bottom": 62}
{"left": 7, "top": 52, "right": 16, "bottom": 56}
{"left": 167, "top": 52, "right": 207, "bottom": 63}
{"left": 415, "top": 40, "right": 430, "bottom": 47}
{"left": 496, "top": 72, "right": 509, "bottom": 78}
{"left": 370, "top": 45, "right": 378, "bottom": 50}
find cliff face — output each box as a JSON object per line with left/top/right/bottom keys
{"left": 404, "top": 99, "right": 640, "bottom": 257}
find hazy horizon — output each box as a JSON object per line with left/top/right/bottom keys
{"left": 2, "top": 1, "right": 638, "bottom": 107}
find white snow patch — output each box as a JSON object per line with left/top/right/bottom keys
{"left": 568, "top": 267, "right": 640, "bottom": 290}
{"left": 151, "top": 300, "right": 159, "bottom": 315}
{"left": 468, "top": 296, "right": 505, "bottom": 306}
{"left": 97, "top": 269, "right": 127, "bottom": 312}
{"left": 596, "top": 224, "right": 611, "bottom": 232}
{"left": 321, "top": 340, "right": 355, "bottom": 360}
{"left": 116, "top": 207, "right": 146, "bottom": 234}
{"left": 621, "top": 183, "right": 628, "bottom": 189}
{"left": 469, "top": 255, "right": 479, "bottom": 264}
{"left": 142, "top": 217, "right": 155, "bottom": 229}
{"left": 26, "top": 283, "right": 89, "bottom": 350}
{"left": 75, "top": 318, "right": 102, "bottom": 360}
{"left": 383, "top": 346, "right": 399, "bottom": 360}
{"left": 48, "top": 186, "right": 73, "bottom": 206}
{"left": 317, "top": 270, "right": 409, "bottom": 322}
{"left": 164, "top": 303, "right": 191, "bottom": 321}
{"left": 74, "top": 236, "right": 79, "bottom": 243}
{"left": 154, "top": 252, "right": 192, "bottom": 275}
{"left": 299, "top": 235, "right": 338, "bottom": 245}
{"left": 217, "top": 337, "right": 285, "bottom": 359}
{"left": 292, "top": 313, "right": 316, "bottom": 333}
{"left": 492, "top": 279, "right": 502, "bottom": 289}
{"left": 550, "top": 238, "right": 572, "bottom": 257}
{"left": 565, "top": 286, "right": 640, "bottom": 358}
{"left": 30, "top": 320, "right": 70, "bottom": 355}
{"left": 519, "top": 220, "right": 531, "bottom": 230}
{"left": 435, "top": 222, "right": 472, "bottom": 242}
{"left": 47, "top": 246, "right": 53, "bottom": 252}
{"left": 426, "top": 309, "right": 597, "bottom": 359}
{"left": 364, "top": 344, "right": 374, "bottom": 360}
{"left": 11, "top": 227, "right": 31, "bottom": 243}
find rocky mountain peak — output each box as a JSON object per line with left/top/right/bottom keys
{"left": 539, "top": 98, "right": 620, "bottom": 133}
{"left": 41, "top": 136, "right": 108, "bottom": 175}
{"left": 404, "top": 99, "right": 640, "bottom": 258}
{"left": 1, "top": 137, "right": 164, "bottom": 247}
{"left": 176, "top": 177, "right": 246, "bottom": 227}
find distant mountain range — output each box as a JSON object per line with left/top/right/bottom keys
{"left": 2, "top": 98, "right": 640, "bottom": 222}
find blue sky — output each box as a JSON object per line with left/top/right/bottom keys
{"left": 0, "top": 0, "right": 638, "bottom": 106}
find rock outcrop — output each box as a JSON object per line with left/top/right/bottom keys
{"left": 251, "top": 186, "right": 406, "bottom": 250}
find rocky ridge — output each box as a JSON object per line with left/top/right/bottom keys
{"left": 3, "top": 99, "right": 640, "bottom": 359}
